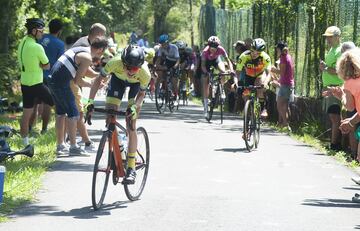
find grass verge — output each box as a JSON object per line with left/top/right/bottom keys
{"left": 0, "top": 113, "right": 56, "bottom": 222}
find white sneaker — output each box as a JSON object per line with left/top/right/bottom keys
{"left": 69, "top": 145, "right": 88, "bottom": 156}
{"left": 204, "top": 111, "right": 208, "bottom": 119}
{"left": 56, "top": 144, "right": 69, "bottom": 155}
{"left": 84, "top": 141, "right": 96, "bottom": 152}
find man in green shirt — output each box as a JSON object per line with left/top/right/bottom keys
{"left": 17, "top": 18, "right": 54, "bottom": 145}
{"left": 320, "top": 26, "right": 343, "bottom": 151}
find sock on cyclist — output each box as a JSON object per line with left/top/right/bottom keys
{"left": 127, "top": 152, "right": 136, "bottom": 169}
{"left": 259, "top": 99, "right": 265, "bottom": 111}
{"left": 204, "top": 99, "right": 208, "bottom": 111}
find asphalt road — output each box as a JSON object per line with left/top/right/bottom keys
{"left": 2, "top": 96, "right": 360, "bottom": 231}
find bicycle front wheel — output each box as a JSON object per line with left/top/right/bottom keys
{"left": 92, "top": 131, "right": 112, "bottom": 210}
{"left": 155, "top": 81, "right": 166, "bottom": 113}
{"left": 254, "top": 102, "right": 261, "bottom": 148}
{"left": 124, "top": 127, "right": 150, "bottom": 201}
{"left": 243, "top": 100, "right": 256, "bottom": 151}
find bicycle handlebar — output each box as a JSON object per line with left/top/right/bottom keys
{"left": 85, "top": 107, "right": 134, "bottom": 131}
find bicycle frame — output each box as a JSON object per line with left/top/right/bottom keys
{"left": 108, "top": 115, "right": 126, "bottom": 178}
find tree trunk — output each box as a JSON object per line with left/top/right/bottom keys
{"left": 189, "top": 0, "right": 194, "bottom": 46}
{"left": 354, "top": 0, "right": 359, "bottom": 43}
{"left": 0, "top": 0, "right": 11, "bottom": 54}
{"left": 154, "top": 13, "right": 167, "bottom": 41}
{"left": 220, "top": 0, "right": 225, "bottom": 9}
{"left": 152, "top": 0, "right": 173, "bottom": 41}
{"left": 206, "top": 0, "right": 213, "bottom": 5}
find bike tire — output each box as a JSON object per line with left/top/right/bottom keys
{"left": 243, "top": 100, "right": 256, "bottom": 151}
{"left": 91, "top": 131, "right": 112, "bottom": 210}
{"left": 168, "top": 90, "right": 175, "bottom": 113}
{"left": 124, "top": 127, "right": 150, "bottom": 201}
{"left": 155, "top": 81, "right": 166, "bottom": 114}
{"left": 254, "top": 103, "right": 261, "bottom": 148}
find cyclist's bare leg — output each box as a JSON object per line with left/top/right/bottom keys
{"left": 201, "top": 74, "right": 210, "bottom": 113}
{"left": 172, "top": 75, "right": 179, "bottom": 98}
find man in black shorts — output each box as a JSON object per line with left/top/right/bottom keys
{"left": 17, "top": 18, "right": 54, "bottom": 145}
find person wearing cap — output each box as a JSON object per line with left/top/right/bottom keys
{"left": 320, "top": 26, "right": 343, "bottom": 151}
{"left": 17, "top": 18, "right": 54, "bottom": 145}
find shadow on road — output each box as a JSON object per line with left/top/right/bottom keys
{"left": 51, "top": 201, "right": 130, "bottom": 219}
{"left": 48, "top": 159, "right": 94, "bottom": 172}
{"left": 215, "top": 147, "right": 250, "bottom": 153}
{"left": 302, "top": 198, "right": 360, "bottom": 208}
{"left": 12, "top": 201, "right": 131, "bottom": 220}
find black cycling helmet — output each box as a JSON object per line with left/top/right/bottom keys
{"left": 276, "top": 41, "right": 288, "bottom": 51}
{"left": 25, "top": 18, "right": 45, "bottom": 31}
{"left": 251, "top": 38, "right": 266, "bottom": 52}
{"left": 121, "top": 45, "right": 145, "bottom": 68}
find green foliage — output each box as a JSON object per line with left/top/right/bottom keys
{"left": 213, "top": 0, "right": 253, "bottom": 9}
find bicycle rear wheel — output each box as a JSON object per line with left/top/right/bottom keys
{"left": 92, "top": 131, "right": 112, "bottom": 210}
{"left": 124, "top": 127, "right": 150, "bottom": 201}
{"left": 243, "top": 100, "right": 256, "bottom": 151}
{"left": 155, "top": 81, "right": 166, "bottom": 113}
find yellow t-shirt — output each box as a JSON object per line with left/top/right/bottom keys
{"left": 17, "top": 36, "right": 49, "bottom": 86}
{"left": 103, "top": 56, "right": 151, "bottom": 90}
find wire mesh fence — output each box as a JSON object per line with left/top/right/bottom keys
{"left": 198, "top": 0, "right": 360, "bottom": 98}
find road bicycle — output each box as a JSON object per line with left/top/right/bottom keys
{"left": 238, "top": 85, "right": 263, "bottom": 151}
{"left": 0, "top": 126, "right": 34, "bottom": 162}
{"left": 155, "top": 68, "right": 179, "bottom": 113}
{"left": 206, "top": 71, "right": 233, "bottom": 124}
{"left": 145, "top": 64, "right": 157, "bottom": 101}
{"left": 85, "top": 108, "right": 150, "bottom": 210}
{"left": 178, "top": 69, "right": 189, "bottom": 106}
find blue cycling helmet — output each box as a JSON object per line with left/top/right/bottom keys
{"left": 159, "top": 34, "right": 169, "bottom": 44}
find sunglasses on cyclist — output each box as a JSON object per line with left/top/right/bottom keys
{"left": 209, "top": 44, "right": 219, "bottom": 48}
{"left": 125, "top": 65, "right": 140, "bottom": 73}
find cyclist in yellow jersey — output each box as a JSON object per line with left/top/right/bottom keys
{"left": 236, "top": 38, "right": 272, "bottom": 117}
{"left": 87, "top": 45, "right": 151, "bottom": 184}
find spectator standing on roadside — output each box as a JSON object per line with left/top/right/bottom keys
{"left": 130, "top": 31, "right": 137, "bottom": 44}
{"left": 35, "top": 19, "right": 65, "bottom": 134}
{"left": 48, "top": 37, "right": 108, "bottom": 155}
{"left": 320, "top": 26, "right": 343, "bottom": 151}
{"left": 271, "top": 41, "right": 295, "bottom": 130}
{"left": 17, "top": 18, "right": 54, "bottom": 145}
{"left": 71, "top": 23, "right": 107, "bottom": 151}
{"left": 340, "top": 42, "right": 358, "bottom": 159}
